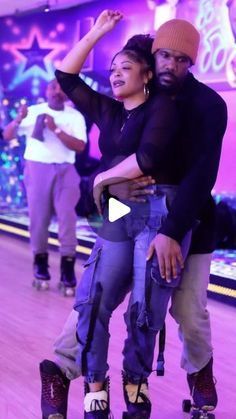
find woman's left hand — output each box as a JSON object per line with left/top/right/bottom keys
{"left": 93, "top": 173, "right": 105, "bottom": 215}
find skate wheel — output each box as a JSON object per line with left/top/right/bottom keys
{"left": 32, "top": 279, "right": 49, "bottom": 290}
{"left": 192, "top": 409, "right": 215, "bottom": 419}
{"left": 64, "top": 287, "right": 75, "bottom": 297}
{"left": 40, "top": 281, "right": 49, "bottom": 290}
{"left": 36, "top": 282, "right": 41, "bottom": 290}
{"left": 32, "top": 280, "right": 41, "bottom": 290}
{"left": 182, "top": 399, "right": 192, "bottom": 413}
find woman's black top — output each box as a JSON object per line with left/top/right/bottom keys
{"left": 55, "top": 69, "right": 182, "bottom": 185}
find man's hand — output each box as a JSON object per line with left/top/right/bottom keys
{"left": 93, "top": 173, "right": 105, "bottom": 215}
{"left": 32, "top": 114, "right": 46, "bottom": 141}
{"left": 16, "top": 104, "right": 28, "bottom": 124}
{"left": 44, "top": 114, "right": 57, "bottom": 132}
{"left": 108, "top": 176, "right": 155, "bottom": 202}
{"left": 146, "top": 233, "right": 184, "bottom": 282}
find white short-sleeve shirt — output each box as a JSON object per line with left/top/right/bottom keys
{"left": 19, "top": 102, "right": 87, "bottom": 164}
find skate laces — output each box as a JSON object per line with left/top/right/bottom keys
{"left": 125, "top": 382, "right": 150, "bottom": 404}
{"left": 42, "top": 372, "right": 68, "bottom": 408}
{"left": 84, "top": 390, "right": 112, "bottom": 412}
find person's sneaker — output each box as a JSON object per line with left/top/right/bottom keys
{"left": 84, "top": 377, "right": 112, "bottom": 418}
{"left": 187, "top": 357, "right": 217, "bottom": 411}
{"left": 40, "top": 359, "right": 70, "bottom": 419}
{"left": 122, "top": 371, "right": 151, "bottom": 418}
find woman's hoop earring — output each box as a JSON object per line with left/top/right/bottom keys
{"left": 144, "top": 84, "right": 149, "bottom": 97}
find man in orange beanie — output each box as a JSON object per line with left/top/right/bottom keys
{"left": 146, "top": 17, "right": 226, "bottom": 415}
{"left": 39, "top": 18, "right": 227, "bottom": 419}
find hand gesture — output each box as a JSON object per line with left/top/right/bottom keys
{"left": 32, "top": 113, "right": 46, "bottom": 142}
{"left": 16, "top": 104, "right": 28, "bottom": 124}
{"left": 93, "top": 10, "right": 123, "bottom": 35}
{"left": 146, "top": 233, "right": 184, "bottom": 282}
{"left": 44, "top": 114, "right": 56, "bottom": 132}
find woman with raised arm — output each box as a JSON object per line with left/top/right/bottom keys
{"left": 54, "top": 9, "right": 191, "bottom": 419}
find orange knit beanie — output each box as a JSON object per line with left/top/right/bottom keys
{"left": 151, "top": 19, "right": 200, "bottom": 64}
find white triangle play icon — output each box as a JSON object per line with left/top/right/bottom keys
{"left": 108, "top": 197, "right": 131, "bottom": 222}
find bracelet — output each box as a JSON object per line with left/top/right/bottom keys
{"left": 54, "top": 127, "right": 62, "bottom": 135}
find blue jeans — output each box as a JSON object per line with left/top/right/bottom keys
{"left": 74, "top": 185, "right": 191, "bottom": 383}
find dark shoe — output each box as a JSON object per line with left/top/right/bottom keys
{"left": 187, "top": 357, "right": 217, "bottom": 411}
{"left": 40, "top": 359, "right": 70, "bottom": 419}
{"left": 84, "top": 377, "right": 112, "bottom": 418}
{"left": 60, "top": 256, "right": 77, "bottom": 288}
{"left": 122, "top": 371, "right": 151, "bottom": 418}
{"left": 34, "top": 253, "right": 50, "bottom": 280}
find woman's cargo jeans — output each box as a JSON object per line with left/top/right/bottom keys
{"left": 74, "top": 185, "right": 191, "bottom": 384}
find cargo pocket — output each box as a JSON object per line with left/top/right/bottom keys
{"left": 144, "top": 257, "right": 180, "bottom": 331}
{"left": 75, "top": 245, "right": 102, "bottom": 306}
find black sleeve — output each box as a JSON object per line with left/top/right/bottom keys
{"left": 55, "top": 69, "right": 115, "bottom": 129}
{"left": 136, "top": 95, "right": 180, "bottom": 174}
{"left": 159, "top": 99, "right": 228, "bottom": 243}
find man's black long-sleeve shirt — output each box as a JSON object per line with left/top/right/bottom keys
{"left": 158, "top": 73, "right": 227, "bottom": 252}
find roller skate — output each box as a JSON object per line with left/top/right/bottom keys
{"left": 33, "top": 253, "right": 50, "bottom": 290}
{"left": 58, "top": 256, "right": 77, "bottom": 297}
{"left": 84, "top": 377, "right": 113, "bottom": 418}
{"left": 40, "top": 359, "right": 70, "bottom": 419}
{"left": 122, "top": 371, "right": 151, "bottom": 418}
{"left": 182, "top": 358, "right": 217, "bottom": 418}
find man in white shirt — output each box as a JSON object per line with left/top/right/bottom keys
{"left": 4, "top": 79, "right": 87, "bottom": 295}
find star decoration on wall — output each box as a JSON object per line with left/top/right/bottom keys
{"left": 6, "top": 27, "right": 66, "bottom": 86}
{"left": 17, "top": 36, "right": 54, "bottom": 71}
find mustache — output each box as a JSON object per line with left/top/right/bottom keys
{"left": 157, "top": 71, "right": 178, "bottom": 82}
{"left": 53, "top": 94, "right": 64, "bottom": 100}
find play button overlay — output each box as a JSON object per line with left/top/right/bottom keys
{"left": 86, "top": 176, "right": 151, "bottom": 242}
{"left": 108, "top": 197, "right": 131, "bottom": 222}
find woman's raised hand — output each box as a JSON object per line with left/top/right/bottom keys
{"left": 58, "top": 9, "right": 123, "bottom": 74}
{"left": 93, "top": 10, "right": 123, "bottom": 34}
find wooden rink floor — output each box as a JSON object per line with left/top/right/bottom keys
{"left": 0, "top": 234, "right": 235, "bottom": 419}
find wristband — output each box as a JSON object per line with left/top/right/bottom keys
{"left": 54, "top": 127, "right": 62, "bottom": 135}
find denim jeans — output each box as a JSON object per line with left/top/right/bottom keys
{"left": 54, "top": 253, "right": 213, "bottom": 379}
{"left": 74, "top": 185, "right": 191, "bottom": 383}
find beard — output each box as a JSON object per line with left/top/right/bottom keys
{"left": 156, "top": 72, "right": 181, "bottom": 94}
